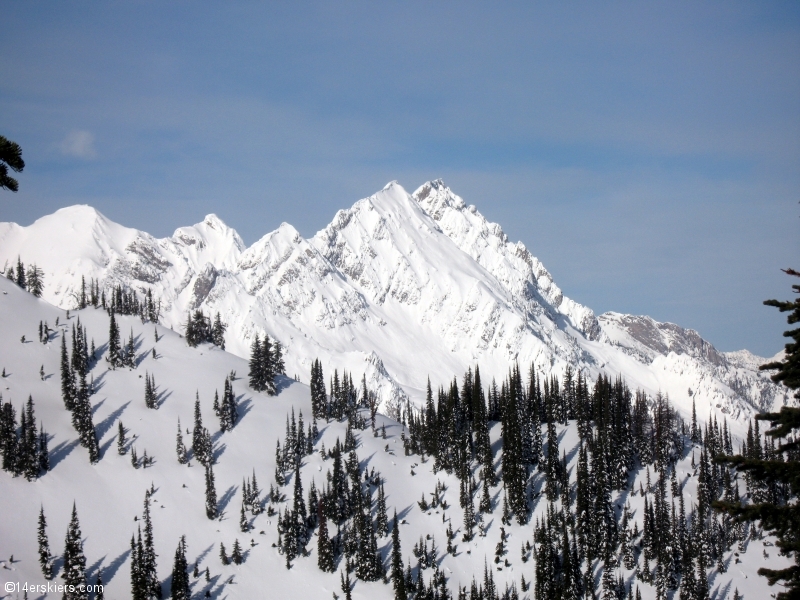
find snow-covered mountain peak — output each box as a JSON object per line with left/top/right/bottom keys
{"left": 169, "top": 214, "right": 245, "bottom": 271}
{"left": 0, "top": 182, "right": 790, "bottom": 423}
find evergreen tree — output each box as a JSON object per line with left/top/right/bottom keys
{"left": 391, "top": 511, "right": 406, "bottom": 600}
{"left": 170, "top": 535, "right": 192, "bottom": 600}
{"left": 118, "top": 421, "right": 127, "bottom": 455}
{"left": 231, "top": 539, "right": 243, "bottom": 565}
{"left": 60, "top": 334, "right": 75, "bottom": 410}
{"left": 26, "top": 263, "right": 44, "bottom": 297}
{"left": 211, "top": 313, "right": 227, "bottom": 349}
{"left": 318, "top": 500, "right": 335, "bottom": 572}
{"left": 377, "top": 481, "right": 389, "bottom": 536}
{"left": 240, "top": 502, "right": 248, "bottom": 533}
{"left": 62, "top": 503, "right": 89, "bottom": 600}
{"left": 0, "top": 134, "right": 25, "bottom": 192}
{"left": 131, "top": 532, "right": 145, "bottom": 600}
{"left": 141, "top": 494, "right": 162, "bottom": 599}
{"left": 205, "top": 462, "right": 218, "bottom": 519}
{"left": 37, "top": 505, "right": 52, "bottom": 579}
{"left": 273, "top": 339, "right": 285, "bottom": 375}
{"left": 95, "top": 572, "right": 105, "bottom": 600}
{"left": 125, "top": 329, "right": 136, "bottom": 368}
{"left": 248, "top": 334, "right": 263, "bottom": 391}
{"left": 38, "top": 424, "right": 49, "bottom": 473}
{"left": 144, "top": 372, "right": 157, "bottom": 409}
{"left": 192, "top": 395, "right": 208, "bottom": 466}
{"left": 107, "top": 311, "right": 122, "bottom": 369}
{"left": 310, "top": 359, "right": 327, "bottom": 419}
{"left": 15, "top": 255, "right": 26, "bottom": 288}
{"left": 21, "top": 395, "right": 39, "bottom": 479}
{"left": 176, "top": 419, "right": 187, "bottom": 464}
{"left": 219, "top": 542, "right": 229, "bottom": 566}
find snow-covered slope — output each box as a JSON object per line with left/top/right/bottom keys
{"left": 0, "top": 182, "right": 789, "bottom": 433}
{"left": 0, "top": 277, "right": 787, "bottom": 600}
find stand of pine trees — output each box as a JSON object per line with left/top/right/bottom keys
{"left": 248, "top": 333, "right": 285, "bottom": 394}
{"left": 213, "top": 376, "right": 238, "bottom": 431}
{"left": 59, "top": 320, "right": 100, "bottom": 462}
{"left": 0, "top": 393, "right": 49, "bottom": 478}
{"left": 184, "top": 310, "right": 226, "bottom": 348}
{"left": 4, "top": 255, "right": 44, "bottom": 297}
{"left": 130, "top": 492, "right": 163, "bottom": 599}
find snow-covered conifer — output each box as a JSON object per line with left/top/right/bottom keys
{"left": 176, "top": 419, "right": 187, "bottom": 464}
{"left": 61, "top": 503, "right": 88, "bottom": 600}
{"left": 170, "top": 536, "right": 190, "bottom": 600}
{"left": 37, "top": 505, "right": 52, "bottom": 579}
{"left": 117, "top": 421, "right": 127, "bottom": 455}
{"left": 205, "top": 463, "right": 218, "bottom": 519}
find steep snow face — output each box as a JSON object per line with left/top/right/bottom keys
{"left": 412, "top": 180, "right": 600, "bottom": 340}
{"left": 0, "top": 183, "right": 789, "bottom": 428}
{"left": 311, "top": 182, "right": 549, "bottom": 361}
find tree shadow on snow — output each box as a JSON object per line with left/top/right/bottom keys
{"left": 86, "top": 554, "right": 105, "bottom": 582}
{"left": 95, "top": 401, "right": 130, "bottom": 441}
{"left": 217, "top": 485, "right": 238, "bottom": 518}
{"left": 49, "top": 438, "right": 80, "bottom": 469}
{"left": 91, "top": 367, "right": 109, "bottom": 388}
{"left": 193, "top": 544, "right": 215, "bottom": 568}
{"left": 101, "top": 547, "right": 131, "bottom": 585}
{"left": 199, "top": 573, "right": 224, "bottom": 599}
{"left": 156, "top": 390, "right": 172, "bottom": 409}
{"left": 91, "top": 344, "right": 109, "bottom": 369}
{"left": 274, "top": 375, "right": 294, "bottom": 395}
{"left": 91, "top": 398, "right": 107, "bottom": 416}
{"left": 98, "top": 436, "right": 115, "bottom": 460}
{"left": 235, "top": 397, "right": 253, "bottom": 422}
{"left": 713, "top": 580, "right": 732, "bottom": 600}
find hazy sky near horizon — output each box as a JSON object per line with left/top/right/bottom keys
{"left": 1, "top": 2, "right": 798, "bottom": 356}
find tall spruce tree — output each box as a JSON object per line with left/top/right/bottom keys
{"left": 391, "top": 511, "right": 406, "bottom": 600}
{"left": 142, "top": 493, "right": 162, "bottom": 599}
{"left": 62, "top": 503, "right": 89, "bottom": 600}
{"left": 118, "top": 420, "right": 127, "bottom": 455}
{"left": 37, "top": 505, "right": 53, "bottom": 579}
{"left": 176, "top": 419, "right": 187, "bottom": 464}
{"left": 205, "top": 462, "right": 218, "bottom": 519}
{"left": 60, "top": 334, "right": 75, "bottom": 410}
{"left": 107, "top": 311, "right": 122, "bottom": 369}
{"left": 317, "top": 500, "right": 334, "bottom": 572}
{"left": 170, "top": 536, "right": 190, "bottom": 600}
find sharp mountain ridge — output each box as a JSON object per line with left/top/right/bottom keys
{"left": 0, "top": 180, "right": 788, "bottom": 430}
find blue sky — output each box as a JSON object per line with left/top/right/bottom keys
{"left": 1, "top": 2, "right": 798, "bottom": 356}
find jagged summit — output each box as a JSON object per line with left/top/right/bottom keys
{"left": 0, "top": 182, "right": 789, "bottom": 426}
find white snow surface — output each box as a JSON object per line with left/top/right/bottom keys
{"left": 0, "top": 181, "right": 791, "bottom": 435}
{"left": 0, "top": 277, "right": 788, "bottom": 599}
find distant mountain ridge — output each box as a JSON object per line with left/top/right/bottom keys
{"left": 0, "top": 180, "right": 789, "bottom": 429}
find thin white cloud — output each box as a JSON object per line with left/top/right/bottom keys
{"left": 59, "top": 130, "right": 96, "bottom": 159}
